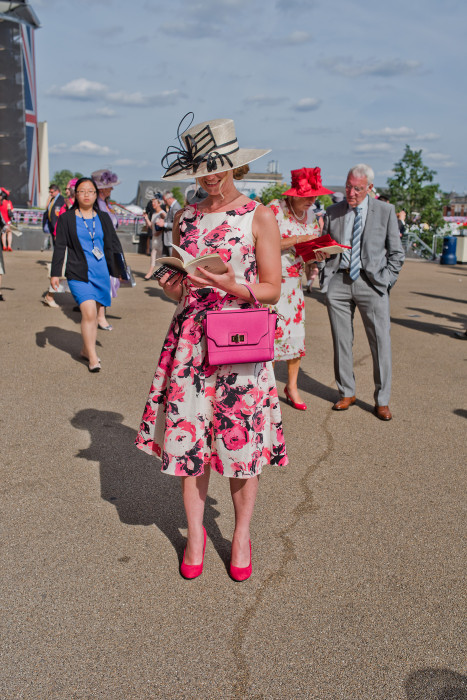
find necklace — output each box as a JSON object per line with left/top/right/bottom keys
{"left": 289, "top": 201, "right": 307, "bottom": 221}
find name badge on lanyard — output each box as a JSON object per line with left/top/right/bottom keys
{"left": 80, "top": 210, "right": 104, "bottom": 260}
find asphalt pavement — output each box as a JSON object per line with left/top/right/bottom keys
{"left": 1, "top": 251, "right": 466, "bottom": 700}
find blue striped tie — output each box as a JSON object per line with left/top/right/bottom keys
{"left": 349, "top": 207, "right": 362, "bottom": 281}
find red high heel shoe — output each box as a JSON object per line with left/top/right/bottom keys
{"left": 284, "top": 386, "right": 307, "bottom": 411}
{"left": 180, "top": 527, "right": 206, "bottom": 579}
{"left": 230, "top": 540, "right": 252, "bottom": 582}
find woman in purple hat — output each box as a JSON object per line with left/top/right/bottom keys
{"left": 268, "top": 167, "right": 333, "bottom": 411}
{"left": 91, "top": 169, "right": 121, "bottom": 331}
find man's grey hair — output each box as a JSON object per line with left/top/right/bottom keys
{"left": 348, "top": 164, "right": 374, "bottom": 184}
{"left": 163, "top": 190, "right": 174, "bottom": 199}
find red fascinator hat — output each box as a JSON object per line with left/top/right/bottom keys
{"left": 283, "top": 167, "right": 333, "bottom": 197}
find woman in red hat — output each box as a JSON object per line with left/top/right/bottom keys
{"left": 268, "top": 168, "right": 333, "bottom": 410}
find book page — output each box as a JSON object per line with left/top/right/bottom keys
{"left": 172, "top": 243, "right": 195, "bottom": 265}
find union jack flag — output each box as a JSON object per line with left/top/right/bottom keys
{"left": 21, "top": 23, "right": 39, "bottom": 206}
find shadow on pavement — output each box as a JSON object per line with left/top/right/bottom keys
{"left": 36, "top": 326, "right": 102, "bottom": 359}
{"left": 391, "top": 317, "right": 461, "bottom": 337}
{"left": 404, "top": 667, "right": 467, "bottom": 700}
{"left": 70, "top": 408, "right": 231, "bottom": 565}
{"left": 274, "top": 360, "right": 374, "bottom": 413}
{"left": 412, "top": 291, "right": 467, "bottom": 305}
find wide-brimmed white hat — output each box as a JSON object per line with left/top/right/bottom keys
{"left": 161, "top": 113, "right": 270, "bottom": 181}
{"left": 91, "top": 169, "right": 121, "bottom": 189}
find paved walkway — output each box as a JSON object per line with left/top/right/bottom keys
{"left": 1, "top": 251, "right": 466, "bottom": 700}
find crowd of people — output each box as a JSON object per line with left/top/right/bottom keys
{"left": 9, "top": 111, "right": 458, "bottom": 581}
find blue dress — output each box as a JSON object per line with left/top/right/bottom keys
{"left": 68, "top": 215, "right": 112, "bottom": 307}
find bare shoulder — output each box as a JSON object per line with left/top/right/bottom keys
{"left": 253, "top": 203, "right": 278, "bottom": 227}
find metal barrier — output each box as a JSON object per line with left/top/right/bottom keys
{"left": 406, "top": 230, "right": 438, "bottom": 260}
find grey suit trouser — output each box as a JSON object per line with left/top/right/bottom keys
{"left": 325, "top": 270, "right": 392, "bottom": 405}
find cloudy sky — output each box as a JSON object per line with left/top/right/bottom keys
{"left": 33, "top": 0, "right": 466, "bottom": 203}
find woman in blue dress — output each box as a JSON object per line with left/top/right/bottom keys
{"left": 50, "top": 177, "right": 124, "bottom": 372}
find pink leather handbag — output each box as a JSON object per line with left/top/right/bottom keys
{"left": 204, "top": 284, "right": 277, "bottom": 366}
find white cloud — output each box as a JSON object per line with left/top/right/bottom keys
{"left": 49, "top": 143, "right": 68, "bottom": 154}
{"left": 359, "top": 127, "right": 440, "bottom": 142}
{"left": 47, "top": 78, "right": 108, "bottom": 100}
{"left": 47, "top": 78, "right": 183, "bottom": 109}
{"left": 70, "top": 141, "right": 117, "bottom": 156}
{"left": 112, "top": 158, "right": 150, "bottom": 168}
{"left": 417, "top": 133, "right": 440, "bottom": 142}
{"left": 276, "top": 0, "right": 314, "bottom": 11}
{"left": 320, "top": 57, "right": 421, "bottom": 78}
{"left": 244, "top": 94, "right": 283, "bottom": 106}
{"left": 423, "top": 150, "right": 456, "bottom": 167}
{"left": 50, "top": 141, "right": 118, "bottom": 156}
{"left": 284, "top": 31, "right": 312, "bottom": 44}
{"left": 354, "top": 142, "right": 394, "bottom": 154}
{"left": 360, "top": 127, "right": 416, "bottom": 139}
{"left": 96, "top": 107, "right": 117, "bottom": 117}
{"left": 106, "top": 89, "right": 182, "bottom": 107}
{"left": 292, "top": 97, "right": 322, "bottom": 112}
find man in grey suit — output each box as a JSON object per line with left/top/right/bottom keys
{"left": 320, "top": 164, "right": 405, "bottom": 420}
{"left": 157, "top": 190, "right": 181, "bottom": 256}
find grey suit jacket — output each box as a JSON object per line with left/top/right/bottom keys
{"left": 320, "top": 198, "right": 405, "bottom": 294}
{"left": 163, "top": 200, "right": 181, "bottom": 248}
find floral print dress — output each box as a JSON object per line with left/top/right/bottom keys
{"left": 135, "top": 200, "right": 288, "bottom": 479}
{"left": 268, "top": 199, "right": 320, "bottom": 361}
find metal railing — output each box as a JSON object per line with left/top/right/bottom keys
{"left": 11, "top": 207, "right": 145, "bottom": 244}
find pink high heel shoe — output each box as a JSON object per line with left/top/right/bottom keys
{"left": 230, "top": 540, "right": 252, "bottom": 582}
{"left": 180, "top": 527, "right": 206, "bottom": 580}
{"left": 284, "top": 386, "right": 307, "bottom": 411}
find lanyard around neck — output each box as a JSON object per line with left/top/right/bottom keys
{"left": 79, "top": 209, "right": 96, "bottom": 244}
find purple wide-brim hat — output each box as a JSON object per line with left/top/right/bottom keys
{"left": 91, "top": 169, "right": 121, "bottom": 189}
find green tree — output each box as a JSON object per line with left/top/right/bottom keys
{"left": 51, "top": 169, "right": 83, "bottom": 195}
{"left": 386, "top": 146, "right": 447, "bottom": 234}
{"left": 260, "top": 181, "right": 288, "bottom": 205}
{"left": 318, "top": 194, "right": 333, "bottom": 210}
{"left": 172, "top": 186, "right": 184, "bottom": 207}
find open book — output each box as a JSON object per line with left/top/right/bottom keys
{"left": 155, "top": 243, "right": 229, "bottom": 276}
{"left": 294, "top": 234, "right": 351, "bottom": 262}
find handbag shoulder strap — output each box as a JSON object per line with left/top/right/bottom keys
{"left": 218, "top": 283, "right": 262, "bottom": 310}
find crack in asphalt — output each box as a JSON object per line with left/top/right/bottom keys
{"left": 230, "top": 410, "right": 335, "bottom": 699}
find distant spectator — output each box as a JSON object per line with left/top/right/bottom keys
{"left": 158, "top": 190, "right": 181, "bottom": 256}
{"left": 331, "top": 191, "right": 345, "bottom": 205}
{"left": 92, "top": 169, "right": 120, "bottom": 228}
{"left": 184, "top": 183, "right": 208, "bottom": 206}
{"left": 144, "top": 197, "right": 167, "bottom": 279}
{"left": 397, "top": 210, "right": 408, "bottom": 251}
{"left": 0, "top": 188, "right": 14, "bottom": 252}
{"left": 42, "top": 184, "right": 65, "bottom": 252}
{"left": 0, "top": 211, "right": 5, "bottom": 299}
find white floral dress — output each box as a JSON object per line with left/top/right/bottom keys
{"left": 268, "top": 199, "right": 320, "bottom": 360}
{"left": 135, "top": 201, "right": 288, "bottom": 478}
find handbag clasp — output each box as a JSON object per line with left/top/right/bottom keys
{"left": 231, "top": 333, "right": 245, "bottom": 343}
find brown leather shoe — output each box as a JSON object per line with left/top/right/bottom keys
{"left": 374, "top": 405, "right": 392, "bottom": 421}
{"left": 332, "top": 396, "right": 356, "bottom": 411}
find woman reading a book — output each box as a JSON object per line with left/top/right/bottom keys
{"left": 268, "top": 168, "right": 333, "bottom": 411}
{"left": 135, "top": 114, "right": 288, "bottom": 581}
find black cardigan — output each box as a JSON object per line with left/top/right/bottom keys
{"left": 51, "top": 208, "right": 123, "bottom": 281}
